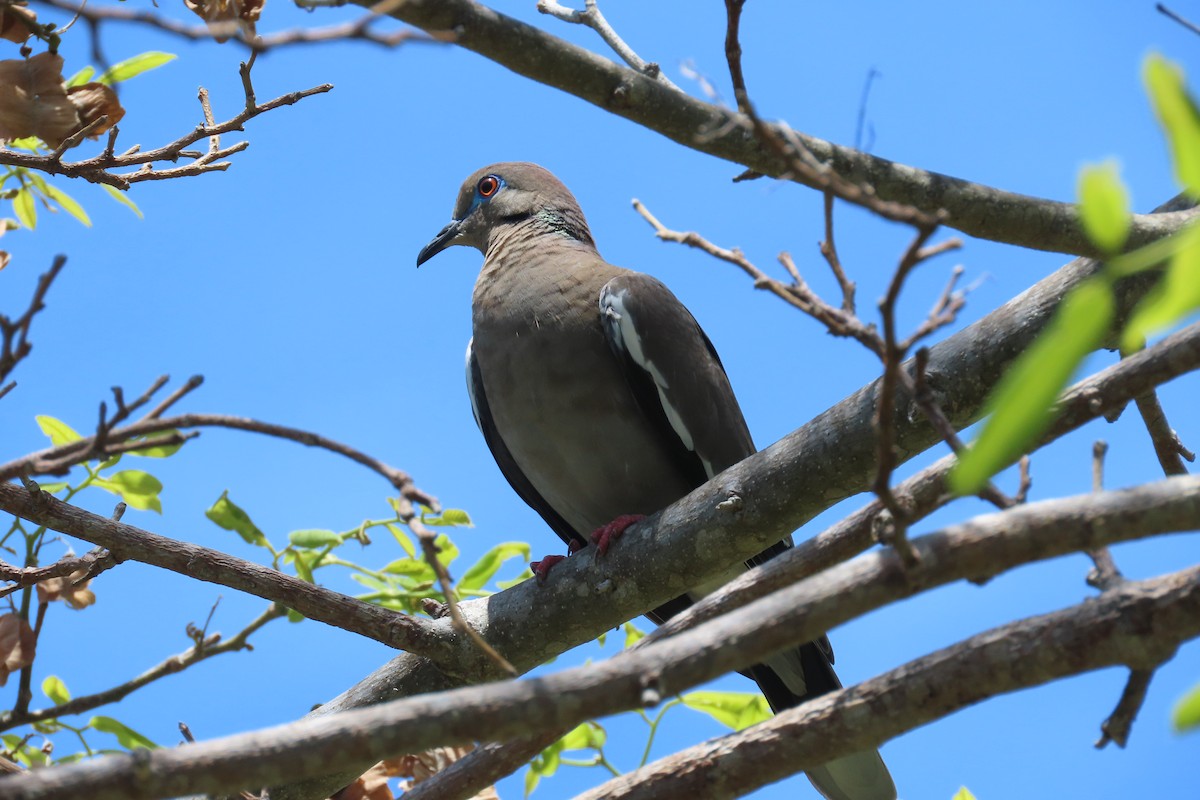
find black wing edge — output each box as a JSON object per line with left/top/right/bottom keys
{"left": 467, "top": 343, "right": 587, "bottom": 552}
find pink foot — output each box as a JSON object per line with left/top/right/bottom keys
{"left": 530, "top": 555, "right": 567, "bottom": 584}
{"left": 530, "top": 539, "right": 587, "bottom": 584}
{"left": 590, "top": 514, "right": 646, "bottom": 556}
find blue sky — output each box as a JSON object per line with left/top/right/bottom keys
{"left": 3, "top": 2, "right": 1199, "bottom": 798}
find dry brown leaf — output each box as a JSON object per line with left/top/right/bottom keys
{"left": 67, "top": 83, "right": 125, "bottom": 140}
{"left": 0, "top": 251, "right": 10, "bottom": 271}
{"left": 183, "top": 0, "right": 264, "bottom": 43}
{"left": 37, "top": 569, "right": 96, "bottom": 610}
{"left": 0, "top": 3, "right": 37, "bottom": 44}
{"left": 387, "top": 746, "right": 498, "bottom": 799}
{"left": 0, "top": 52, "right": 79, "bottom": 147}
{"left": 0, "top": 613, "right": 37, "bottom": 687}
{"left": 331, "top": 762, "right": 393, "bottom": 800}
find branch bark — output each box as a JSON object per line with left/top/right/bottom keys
{"left": 3, "top": 475, "right": 1198, "bottom": 800}
{"left": 370, "top": 0, "right": 1198, "bottom": 255}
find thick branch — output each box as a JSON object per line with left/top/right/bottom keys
{"left": 3, "top": 477, "right": 1198, "bottom": 800}
{"left": 370, "top": 0, "right": 1197, "bottom": 255}
{"left": 578, "top": 567, "right": 1200, "bottom": 800}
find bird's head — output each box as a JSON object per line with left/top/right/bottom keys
{"left": 416, "top": 162, "right": 594, "bottom": 266}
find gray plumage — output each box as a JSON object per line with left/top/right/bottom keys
{"left": 418, "top": 162, "right": 896, "bottom": 800}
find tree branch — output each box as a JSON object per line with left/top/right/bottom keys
{"left": 0, "top": 481, "right": 458, "bottom": 666}
{"left": 370, "top": 0, "right": 1197, "bottom": 255}
{"left": 3, "top": 476, "right": 1198, "bottom": 800}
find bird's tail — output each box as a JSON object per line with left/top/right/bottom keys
{"left": 746, "top": 644, "right": 897, "bottom": 800}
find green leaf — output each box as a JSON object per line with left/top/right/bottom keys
{"left": 102, "top": 184, "right": 144, "bottom": 219}
{"left": 13, "top": 187, "right": 36, "bottom": 229}
{"left": 288, "top": 529, "right": 341, "bottom": 549}
{"left": 682, "top": 691, "right": 772, "bottom": 731}
{"left": 286, "top": 607, "right": 304, "bottom": 623}
{"left": 623, "top": 621, "right": 646, "bottom": 648}
{"left": 434, "top": 533, "right": 459, "bottom": 567}
{"left": 1172, "top": 680, "right": 1200, "bottom": 733}
{"left": 37, "top": 482, "right": 69, "bottom": 494}
{"left": 205, "top": 491, "right": 267, "bottom": 546}
{"left": 1145, "top": 54, "right": 1200, "bottom": 197}
{"left": 457, "top": 542, "right": 531, "bottom": 592}
{"left": 1077, "top": 161, "right": 1130, "bottom": 253}
{"left": 1122, "top": 224, "right": 1200, "bottom": 351}
{"left": 949, "top": 277, "right": 1115, "bottom": 494}
{"left": 523, "top": 766, "right": 541, "bottom": 797}
{"left": 42, "top": 675, "right": 71, "bottom": 705}
{"left": 97, "top": 51, "right": 177, "bottom": 85}
{"left": 423, "top": 508, "right": 474, "bottom": 527}
{"left": 36, "top": 415, "right": 82, "bottom": 446}
{"left": 382, "top": 558, "right": 435, "bottom": 580}
{"left": 6, "top": 136, "right": 42, "bottom": 152}
{"left": 89, "top": 716, "right": 158, "bottom": 749}
{"left": 126, "top": 433, "right": 185, "bottom": 458}
{"left": 65, "top": 65, "right": 95, "bottom": 88}
{"left": 92, "top": 470, "right": 163, "bottom": 513}
{"left": 41, "top": 183, "right": 91, "bottom": 227}
{"left": 558, "top": 721, "right": 606, "bottom": 751}
{"left": 386, "top": 523, "right": 417, "bottom": 557}
{"left": 292, "top": 550, "right": 316, "bottom": 584}
{"left": 952, "top": 788, "right": 978, "bottom": 800}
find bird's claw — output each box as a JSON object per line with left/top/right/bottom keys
{"left": 590, "top": 514, "right": 646, "bottom": 556}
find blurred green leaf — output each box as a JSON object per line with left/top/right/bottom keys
{"left": 65, "top": 65, "right": 95, "bottom": 88}
{"left": 36, "top": 415, "right": 81, "bottom": 446}
{"left": 37, "top": 482, "right": 69, "bottom": 494}
{"left": 1122, "top": 224, "right": 1200, "bottom": 351}
{"left": 623, "top": 621, "right": 646, "bottom": 649}
{"left": 286, "top": 607, "right": 304, "bottom": 623}
{"left": 89, "top": 716, "right": 158, "bottom": 749}
{"left": 102, "top": 184, "right": 144, "bottom": 219}
{"left": 292, "top": 550, "right": 316, "bottom": 584}
{"left": 681, "top": 691, "right": 772, "bottom": 731}
{"left": 382, "top": 557, "right": 435, "bottom": 580}
{"left": 289, "top": 529, "right": 341, "bottom": 549}
{"left": 457, "top": 542, "right": 530, "bottom": 592}
{"left": 423, "top": 508, "right": 474, "bottom": 527}
{"left": 97, "top": 51, "right": 177, "bottom": 85}
{"left": 950, "top": 277, "right": 1115, "bottom": 494}
{"left": 13, "top": 187, "right": 36, "bottom": 229}
{"left": 205, "top": 491, "right": 267, "bottom": 546}
{"left": 559, "top": 721, "right": 606, "bottom": 750}
{"left": 1077, "top": 161, "right": 1129, "bottom": 253}
{"left": 41, "top": 183, "right": 91, "bottom": 227}
{"left": 1145, "top": 53, "right": 1200, "bottom": 196}
{"left": 42, "top": 675, "right": 71, "bottom": 705}
{"left": 386, "top": 523, "right": 417, "bottom": 557}
{"left": 93, "top": 470, "right": 163, "bottom": 513}
{"left": 952, "top": 788, "right": 978, "bottom": 800}
{"left": 1173, "top": 680, "right": 1200, "bottom": 733}
{"left": 434, "top": 533, "right": 459, "bottom": 567}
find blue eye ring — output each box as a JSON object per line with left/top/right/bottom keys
{"left": 477, "top": 175, "right": 501, "bottom": 198}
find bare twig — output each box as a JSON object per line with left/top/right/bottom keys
{"left": 33, "top": 0, "right": 439, "bottom": 50}
{"left": 0, "top": 62, "right": 331, "bottom": 189}
{"left": 1095, "top": 668, "right": 1154, "bottom": 749}
{"left": 0, "top": 546, "right": 116, "bottom": 599}
{"left": 409, "top": 510, "right": 517, "bottom": 677}
{"left": 0, "top": 257, "right": 67, "bottom": 387}
{"left": 1087, "top": 441, "right": 1126, "bottom": 592}
{"left": 1131, "top": 387, "right": 1195, "bottom": 476}
{"left": 818, "top": 191, "right": 855, "bottom": 313}
{"left": 1158, "top": 3, "right": 1200, "bottom": 37}
{"left": 0, "top": 603, "right": 287, "bottom": 732}
{"left": 537, "top": 0, "right": 678, "bottom": 90}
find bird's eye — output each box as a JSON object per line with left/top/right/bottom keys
{"left": 477, "top": 175, "right": 500, "bottom": 198}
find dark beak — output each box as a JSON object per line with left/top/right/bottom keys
{"left": 416, "top": 219, "right": 464, "bottom": 267}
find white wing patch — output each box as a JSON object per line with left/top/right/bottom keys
{"left": 465, "top": 338, "right": 484, "bottom": 433}
{"left": 601, "top": 285, "right": 711, "bottom": 475}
